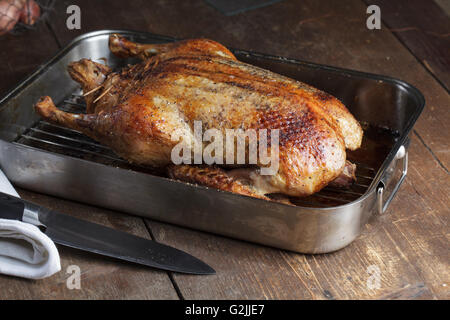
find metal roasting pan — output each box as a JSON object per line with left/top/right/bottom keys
{"left": 0, "top": 30, "right": 424, "bottom": 253}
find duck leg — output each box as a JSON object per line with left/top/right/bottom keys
{"left": 108, "top": 34, "right": 236, "bottom": 60}
{"left": 34, "top": 96, "right": 99, "bottom": 135}
{"left": 109, "top": 34, "right": 173, "bottom": 59}
{"left": 167, "top": 165, "right": 270, "bottom": 200}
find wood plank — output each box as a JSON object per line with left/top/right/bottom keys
{"left": 434, "top": 0, "right": 450, "bottom": 15}
{"left": 364, "top": 0, "right": 450, "bottom": 90}
{"left": 145, "top": 220, "right": 314, "bottom": 299}
{"left": 0, "top": 23, "right": 58, "bottom": 96}
{"left": 0, "top": 189, "right": 179, "bottom": 300}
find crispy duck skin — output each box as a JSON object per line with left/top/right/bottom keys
{"left": 168, "top": 165, "right": 270, "bottom": 201}
{"left": 34, "top": 34, "right": 362, "bottom": 199}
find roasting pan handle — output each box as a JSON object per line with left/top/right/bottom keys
{"left": 377, "top": 146, "right": 408, "bottom": 215}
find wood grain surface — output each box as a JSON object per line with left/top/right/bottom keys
{"left": 364, "top": 0, "right": 450, "bottom": 91}
{"left": 0, "top": 23, "right": 58, "bottom": 97}
{"left": 0, "top": 0, "right": 448, "bottom": 300}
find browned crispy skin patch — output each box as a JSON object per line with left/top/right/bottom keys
{"left": 167, "top": 165, "right": 270, "bottom": 201}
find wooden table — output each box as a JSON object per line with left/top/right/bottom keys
{"left": 0, "top": 0, "right": 448, "bottom": 300}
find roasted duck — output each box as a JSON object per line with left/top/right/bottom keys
{"left": 34, "top": 34, "right": 363, "bottom": 201}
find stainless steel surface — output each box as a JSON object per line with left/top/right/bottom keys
{"left": 0, "top": 30, "right": 425, "bottom": 253}
{"left": 377, "top": 146, "right": 408, "bottom": 215}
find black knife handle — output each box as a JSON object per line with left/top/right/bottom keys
{"left": 0, "top": 191, "right": 25, "bottom": 221}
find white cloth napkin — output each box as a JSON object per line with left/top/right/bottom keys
{"left": 0, "top": 169, "right": 61, "bottom": 279}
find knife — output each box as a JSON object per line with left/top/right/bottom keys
{"left": 0, "top": 191, "right": 215, "bottom": 275}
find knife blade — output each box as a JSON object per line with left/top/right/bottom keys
{"left": 0, "top": 191, "right": 215, "bottom": 275}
